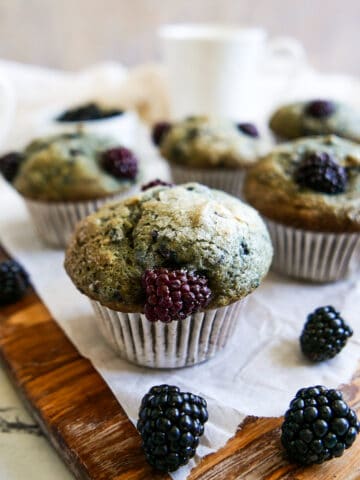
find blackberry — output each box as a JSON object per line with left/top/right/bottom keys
{"left": 101, "top": 147, "right": 138, "bottom": 179}
{"left": 141, "top": 179, "right": 174, "bottom": 191}
{"left": 152, "top": 122, "right": 172, "bottom": 146}
{"left": 142, "top": 268, "right": 211, "bottom": 323}
{"left": 0, "top": 260, "right": 30, "bottom": 305}
{"left": 236, "top": 123, "right": 259, "bottom": 138}
{"left": 305, "top": 100, "right": 336, "bottom": 118}
{"left": 137, "top": 384, "right": 208, "bottom": 472}
{"left": 300, "top": 306, "right": 353, "bottom": 362}
{"left": 57, "top": 102, "right": 123, "bottom": 122}
{"left": 0, "top": 152, "right": 24, "bottom": 182}
{"left": 281, "top": 385, "right": 359, "bottom": 465}
{"left": 295, "top": 151, "right": 347, "bottom": 194}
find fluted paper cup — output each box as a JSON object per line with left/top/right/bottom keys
{"left": 91, "top": 299, "right": 247, "bottom": 368}
{"left": 170, "top": 163, "right": 246, "bottom": 198}
{"left": 266, "top": 219, "right": 360, "bottom": 282}
{"left": 25, "top": 188, "right": 137, "bottom": 248}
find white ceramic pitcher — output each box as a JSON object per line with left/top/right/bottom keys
{"left": 159, "top": 24, "right": 307, "bottom": 119}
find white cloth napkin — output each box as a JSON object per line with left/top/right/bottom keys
{"left": 0, "top": 61, "right": 360, "bottom": 479}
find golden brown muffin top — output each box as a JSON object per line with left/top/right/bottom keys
{"left": 244, "top": 135, "right": 360, "bottom": 233}
{"left": 269, "top": 100, "right": 360, "bottom": 143}
{"left": 65, "top": 183, "right": 273, "bottom": 312}
{"left": 159, "top": 116, "right": 266, "bottom": 169}
{"left": 12, "top": 132, "right": 139, "bottom": 201}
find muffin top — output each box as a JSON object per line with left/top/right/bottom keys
{"left": 65, "top": 183, "right": 273, "bottom": 312}
{"left": 269, "top": 100, "right": 360, "bottom": 143}
{"left": 244, "top": 135, "right": 360, "bottom": 232}
{"left": 6, "top": 132, "right": 139, "bottom": 201}
{"left": 158, "top": 116, "right": 265, "bottom": 169}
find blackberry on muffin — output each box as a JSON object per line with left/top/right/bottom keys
{"left": 295, "top": 151, "right": 347, "bottom": 194}
{"left": 142, "top": 268, "right": 211, "bottom": 323}
{"left": 57, "top": 102, "right": 123, "bottom": 122}
{"left": 281, "top": 386, "right": 359, "bottom": 465}
{"left": 141, "top": 179, "right": 174, "bottom": 191}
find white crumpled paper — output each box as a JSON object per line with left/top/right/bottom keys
{"left": 0, "top": 61, "right": 359, "bottom": 479}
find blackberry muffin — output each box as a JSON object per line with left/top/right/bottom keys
{"left": 152, "top": 116, "right": 266, "bottom": 197}
{"left": 0, "top": 132, "right": 140, "bottom": 247}
{"left": 244, "top": 135, "right": 360, "bottom": 282}
{"left": 65, "top": 183, "right": 273, "bottom": 368}
{"left": 269, "top": 99, "right": 360, "bottom": 143}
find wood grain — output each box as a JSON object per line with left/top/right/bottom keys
{"left": 0, "top": 246, "right": 359, "bottom": 480}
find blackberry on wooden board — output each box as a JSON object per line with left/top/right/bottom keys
{"left": 137, "top": 384, "right": 208, "bottom": 472}
{"left": 0, "top": 260, "right": 30, "bottom": 305}
{"left": 281, "top": 385, "right": 359, "bottom": 465}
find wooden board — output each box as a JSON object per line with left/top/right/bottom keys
{"left": 0, "top": 245, "right": 359, "bottom": 480}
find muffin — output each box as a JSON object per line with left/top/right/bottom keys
{"left": 0, "top": 132, "right": 141, "bottom": 247}
{"left": 65, "top": 183, "right": 273, "bottom": 368}
{"left": 270, "top": 99, "right": 360, "bottom": 143}
{"left": 244, "top": 135, "right": 360, "bottom": 282}
{"left": 152, "top": 116, "right": 266, "bottom": 197}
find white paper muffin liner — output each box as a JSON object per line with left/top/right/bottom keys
{"left": 266, "top": 219, "right": 360, "bottom": 282}
{"left": 91, "top": 299, "right": 247, "bottom": 368}
{"left": 25, "top": 188, "right": 137, "bottom": 248}
{"left": 170, "top": 163, "right": 246, "bottom": 198}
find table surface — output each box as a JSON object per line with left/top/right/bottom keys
{"left": 0, "top": 364, "right": 72, "bottom": 480}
